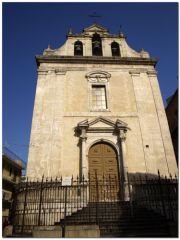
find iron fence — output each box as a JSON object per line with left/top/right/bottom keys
{"left": 127, "top": 171, "right": 178, "bottom": 222}
{"left": 10, "top": 171, "right": 178, "bottom": 235}
{"left": 11, "top": 174, "right": 120, "bottom": 234}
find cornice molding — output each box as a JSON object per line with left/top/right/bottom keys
{"left": 36, "top": 55, "right": 158, "bottom": 67}
{"left": 129, "top": 70, "right": 141, "bottom": 76}
{"left": 147, "top": 70, "right": 158, "bottom": 76}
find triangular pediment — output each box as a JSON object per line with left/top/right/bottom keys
{"left": 83, "top": 23, "right": 109, "bottom": 34}
{"left": 116, "top": 119, "right": 128, "bottom": 128}
{"left": 88, "top": 116, "right": 115, "bottom": 128}
{"left": 90, "top": 121, "right": 112, "bottom": 128}
{"left": 77, "top": 116, "right": 128, "bottom": 132}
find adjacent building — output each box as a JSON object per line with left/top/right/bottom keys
{"left": 2, "top": 147, "right": 25, "bottom": 225}
{"left": 166, "top": 89, "right": 178, "bottom": 164}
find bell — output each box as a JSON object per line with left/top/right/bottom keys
{"left": 75, "top": 45, "right": 81, "bottom": 51}
{"left": 112, "top": 47, "right": 117, "bottom": 52}
{"left": 93, "top": 41, "right": 100, "bottom": 49}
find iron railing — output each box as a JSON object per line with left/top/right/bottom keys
{"left": 127, "top": 171, "right": 178, "bottom": 222}
{"left": 11, "top": 174, "right": 120, "bottom": 234}
{"left": 11, "top": 171, "right": 178, "bottom": 235}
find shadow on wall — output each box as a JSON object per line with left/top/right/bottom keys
{"left": 127, "top": 171, "right": 177, "bottom": 181}
{"left": 126, "top": 170, "right": 178, "bottom": 225}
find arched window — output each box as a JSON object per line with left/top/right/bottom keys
{"left": 74, "top": 41, "right": 83, "bottom": 56}
{"left": 111, "top": 42, "right": 120, "bottom": 56}
{"left": 92, "top": 33, "right": 102, "bottom": 56}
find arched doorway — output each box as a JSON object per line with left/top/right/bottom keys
{"left": 88, "top": 142, "right": 120, "bottom": 201}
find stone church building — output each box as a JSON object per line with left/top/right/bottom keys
{"left": 26, "top": 23, "right": 177, "bottom": 182}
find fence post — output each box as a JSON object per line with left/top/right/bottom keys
{"left": 9, "top": 184, "right": 18, "bottom": 231}
{"left": 95, "top": 171, "right": 99, "bottom": 225}
{"left": 88, "top": 172, "right": 91, "bottom": 223}
{"left": 21, "top": 178, "right": 28, "bottom": 234}
{"left": 82, "top": 175, "right": 85, "bottom": 208}
{"left": 158, "top": 170, "right": 167, "bottom": 219}
{"left": 38, "top": 175, "right": 44, "bottom": 226}
{"left": 62, "top": 186, "right": 68, "bottom": 238}
{"left": 167, "top": 174, "right": 174, "bottom": 221}
{"left": 174, "top": 174, "right": 178, "bottom": 221}
{"left": 127, "top": 172, "right": 133, "bottom": 217}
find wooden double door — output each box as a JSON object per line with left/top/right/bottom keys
{"left": 88, "top": 142, "right": 120, "bottom": 201}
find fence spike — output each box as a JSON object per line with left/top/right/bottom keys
{"left": 41, "top": 175, "right": 44, "bottom": 183}
{"left": 144, "top": 174, "right": 147, "bottom": 183}
{"left": 157, "top": 170, "right": 161, "bottom": 181}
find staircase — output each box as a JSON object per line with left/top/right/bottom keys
{"left": 59, "top": 201, "right": 177, "bottom": 237}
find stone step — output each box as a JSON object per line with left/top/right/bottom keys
{"left": 101, "top": 232, "right": 170, "bottom": 237}
{"left": 56, "top": 201, "right": 173, "bottom": 237}
{"left": 100, "top": 225, "right": 169, "bottom": 233}
{"left": 100, "top": 224, "right": 168, "bottom": 230}
{"left": 61, "top": 213, "right": 166, "bottom": 223}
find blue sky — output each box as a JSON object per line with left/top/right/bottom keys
{"left": 3, "top": 2, "right": 178, "bottom": 163}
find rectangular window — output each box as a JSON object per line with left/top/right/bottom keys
{"left": 92, "top": 85, "right": 107, "bottom": 110}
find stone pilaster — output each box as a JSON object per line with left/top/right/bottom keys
{"left": 80, "top": 128, "right": 88, "bottom": 180}
{"left": 147, "top": 70, "right": 178, "bottom": 176}
{"left": 116, "top": 125, "right": 129, "bottom": 201}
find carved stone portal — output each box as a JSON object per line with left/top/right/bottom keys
{"left": 76, "top": 116, "right": 129, "bottom": 198}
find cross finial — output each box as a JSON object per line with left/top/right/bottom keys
{"left": 119, "top": 25, "right": 122, "bottom": 32}
{"left": 88, "top": 12, "right": 102, "bottom": 24}
{"left": 119, "top": 25, "right": 124, "bottom": 35}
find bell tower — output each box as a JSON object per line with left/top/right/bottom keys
{"left": 26, "top": 23, "right": 177, "bottom": 180}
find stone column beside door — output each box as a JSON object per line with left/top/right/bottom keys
{"left": 116, "top": 125, "right": 129, "bottom": 200}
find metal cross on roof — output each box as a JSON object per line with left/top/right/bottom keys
{"left": 88, "top": 12, "right": 102, "bottom": 23}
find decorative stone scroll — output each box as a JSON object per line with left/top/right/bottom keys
{"left": 119, "top": 129, "right": 127, "bottom": 142}
{"left": 86, "top": 71, "right": 111, "bottom": 83}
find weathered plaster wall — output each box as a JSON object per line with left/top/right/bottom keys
{"left": 27, "top": 62, "right": 177, "bottom": 179}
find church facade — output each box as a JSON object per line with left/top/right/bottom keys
{"left": 27, "top": 23, "right": 177, "bottom": 182}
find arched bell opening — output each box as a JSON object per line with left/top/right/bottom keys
{"left": 74, "top": 41, "right": 83, "bottom": 56}
{"left": 111, "top": 41, "right": 120, "bottom": 56}
{"left": 92, "top": 33, "right": 102, "bottom": 56}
